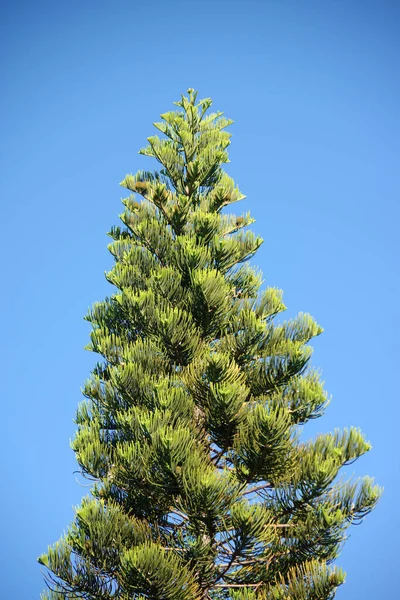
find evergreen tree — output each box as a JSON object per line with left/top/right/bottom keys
{"left": 39, "top": 89, "right": 380, "bottom": 600}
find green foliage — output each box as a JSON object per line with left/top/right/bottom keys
{"left": 39, "top": 89, "right": 380, "bottom": 599}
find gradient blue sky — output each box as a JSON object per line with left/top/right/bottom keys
{"left": 1, "top": 0, "right": 398, "bottom": 597}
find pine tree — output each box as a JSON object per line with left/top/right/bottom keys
{"left": 39, "top": 89, "right": 380, "bottom": 600}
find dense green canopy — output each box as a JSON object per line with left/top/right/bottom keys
{"left": 39, "top": 89, "right": 380, "bottom": 599}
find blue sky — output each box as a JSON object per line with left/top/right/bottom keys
{"left": 1, "top": 0, "right": 398, "bottom": 597}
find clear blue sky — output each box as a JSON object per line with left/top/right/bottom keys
{"left": 1, "top": 0, "right": 398, "bottom": 597}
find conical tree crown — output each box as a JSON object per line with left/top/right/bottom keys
{"left": 39, "top": 90, "right": 380, "bottom": 600}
